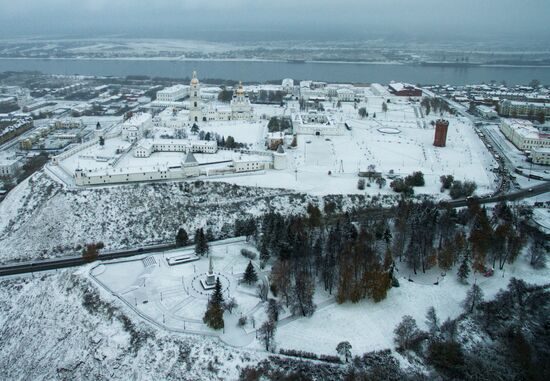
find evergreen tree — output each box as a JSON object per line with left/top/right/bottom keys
{"left": 267, "top": 298, "right": 283, "bottom": 322}
{"left": 336, "top": 341, "right": 353, "bottom": 363}
{"left": 259, "top": 239, "right": 270, "bottom": 269}
{"left": 191, "top": 123, "right": 199, "bottom": 134}
{"left": 203, "top": 278, "right": 225, "bottom": 329}
{"left": 457, "top": 254, "right": 470, "bottom": 284}
{"left": 175, "top": 228, "right": 189, "bottom": 247}
{"left": 425, "top": 306, "right": 439, "bottom": 335}
{"left": 462, "top": 283, "right": 483, "bottom": 314}
{"left": 194, "top": 228, "right": 209, "bottom": 256}
{"left": 243, "top": 261, "right": 258, "bottom": 285}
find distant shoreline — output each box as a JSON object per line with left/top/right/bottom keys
{"left": 0, "top": 57, "right": 549, "bottom": 68}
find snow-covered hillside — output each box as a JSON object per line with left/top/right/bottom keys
{"left": 0, "top": 172, "right": 393, "bottom": 264}
{"left": 0, "top": 270, "right": 264, "bottom": 380}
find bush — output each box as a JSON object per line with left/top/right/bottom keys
{"left": 440, "top": 175, "right": 454, "bottom": 189}
{"left": 390, "top": 179, "right": 414, "bottom": 196}
{"left": 238, "top": 316, "right": 248, "bottom": 327}
{"left": 357, "top": 178, "right": 366, "bottom": 190}
{"left": 241, "top": 248, "right": 257, "bottom": 260}
{"left": 319, "top": 355, "right": 342, "bottom": 364}
{"left": 404, "top": 171, "right": 425, "bottom": 187}
{"left": 279, "top": 348, "right": 319, "bottom": 360}
{"left": 449, "top": 180, "right": 477, "bottom": 199}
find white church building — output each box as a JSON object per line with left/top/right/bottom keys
{"left": 188, "top": 71, "right": 253, "bottom": 123}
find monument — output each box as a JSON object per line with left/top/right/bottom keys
{"left": 200, "top": 257, "right": 217, "bottom": 290}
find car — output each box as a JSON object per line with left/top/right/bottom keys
{"left": 528, "top": 188, "right": 533, "bottom": 192}
{"left": 306, "top": 140, "right": 311, "bottom": 144}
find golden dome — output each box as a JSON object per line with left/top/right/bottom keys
{"left": 191, "top": 71, "right": 199, "bottom": 85}
{"left": 236, "top": 81, "right": 244, "bottom": 95}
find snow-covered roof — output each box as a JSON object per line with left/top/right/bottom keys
{"left": 184, "top": 152, "right": 198, "bottom": 164}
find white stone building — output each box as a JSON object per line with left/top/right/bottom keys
{"left": 337, "top": 88, "right": 355, "bottom": 102}
{"left": 0, "top": 157, "right": 20, "bottom": 177}
{"left": 153, "top": 108, "right": 190, "bottom": 129}
{"left": 531, "top": 147, "right": 550, "bottom": 165}
{"left": 293, "top": 110, "right": 343, "bottom": 136}
{"left": 232, "top": 157, "right": 271, "bottom": 172}
{"left": 282, "top": 78, "right": 294, "bottom": 93}
{"left": 273, "top": 145, "right": 288, "bottom": 170}
{"left": 156, "top": 85, "right": 189, "bottom": 102}
{"left": 122, "top": 113, "right": 152, "bottom": 143}
{"left": 189, "top": 71, "right": 203, "bottom": 123}
{"left": 74, "top": 153, "right": 200, "bottom": 186}
{"left": 499, "top": 100, "right": 550, "bottom": 118}
{"left": 134, "top": 138, "right": 217, "bottom": 158}
{"left": 187, "top": 72, "right": 253, "bottom": 123}
{"left": 499, "top": 119, "right": 550, "bottom": 151}
{"left": 229, "top": 82, "right": 253, "bottom": 120}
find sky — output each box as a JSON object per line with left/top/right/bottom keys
{"left": 0, "top": 0, "right": 549, "bottom": 42}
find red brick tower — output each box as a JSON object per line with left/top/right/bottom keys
{"left": 434, "top": 119, "right": 449, "bottom": 147}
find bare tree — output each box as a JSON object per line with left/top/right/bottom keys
{"left": 258, "top": 320, "right": 277, "bottom": 351}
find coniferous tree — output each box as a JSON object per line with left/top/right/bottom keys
{"left": 259, "top": 239, "right": 270, "bottom": 269}
{"left": 462, "top": 283, "right": 483, "bottom": 313}
{"left": 336, "top": 341, "right": 353, "bottom": 363}
{"left": 203, "top": 278, "right": 225, "bottom": 329}
{"left": 267, "top": 298, "right": 283, "bottom": 322}
{"left": 175, "top": 228, "right": 189, "bottom": 247}
{"left": 243, "top": 261, "right": 258, "bottom": 285}
{"left": 457, "top": 254, "right": 470, "bottom": 284}
{"left": 194, "top": 228, "right": 209, "bottom": 256}
{"left": 425, "top": 306, "right": 439, "bottom": 335}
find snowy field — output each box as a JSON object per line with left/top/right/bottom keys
{"left": 208, "top": 97, "right": 497, "bottom": 197}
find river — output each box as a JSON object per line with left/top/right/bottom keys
{"left": 1, "top": 58, "right": 549, "bottom": 85}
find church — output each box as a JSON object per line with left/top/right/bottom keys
{"left": 188, "top": 71, "right": 254, "bottom": 123}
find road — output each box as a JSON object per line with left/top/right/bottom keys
{"left": 1, "top": 179, "right": 548, "bottom": 278}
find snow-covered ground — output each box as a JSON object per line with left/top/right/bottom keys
{"left": 0, "top": 172, "right": 379, "bottom": 263}
{"left": 0, "top": 270, "right": 265, "bottom": 380}
{"left": 273, "top": 257, "right": 550, "bottom": 356}
{"left": 208, "top": 99, "right": 497, "bottom": 197}
{"left": 91, "top": 238, "right": 266, "bottom": 347}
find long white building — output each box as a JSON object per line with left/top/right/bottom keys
{"left": 499, "top": 119, "right": 550, "bottom": 151}
{"left": 499, "top": 100, "right": 550, "bottom": 118}
{"left": 134, "top": 139, "right": 217, "bottom": 158}
{"left": 156, "top": 85, "right": 189, "bottom": 102}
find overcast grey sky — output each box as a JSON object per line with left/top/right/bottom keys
{"left": 0, "top": 0, "right": 549, "bottom": 42}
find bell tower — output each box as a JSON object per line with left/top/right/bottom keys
{"left": 189, "top": 71, "right": 202, "bottom": 123}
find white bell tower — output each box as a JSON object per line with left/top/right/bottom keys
{"left": 189, "top": 71, "right": 203, "bottom": 123}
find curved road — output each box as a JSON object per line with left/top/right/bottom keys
{"left": 1, "top": 182, "right": 548, "bottom": 277}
